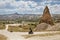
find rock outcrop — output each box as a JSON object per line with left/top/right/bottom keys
{"left": 39, "top": 6, "right": 54, "bottom": 25}
{"left": 34, "top": 23, "right": 51, "bottom": 31}
{"left": 35, "top": 23, "right": 60, "bottom": 31}
{"left": 35, "top": 6, "right": 54, "bottom": 31}
{"left": 46, "top": 23, "right": 60, "bottom": 31}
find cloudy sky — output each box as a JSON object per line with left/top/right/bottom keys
{"left": 0, "top": 0, "right": 60, "bottom": 14}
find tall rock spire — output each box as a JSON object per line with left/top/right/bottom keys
{"left": 39, "top": 6, "right": 54, "bottom": 25}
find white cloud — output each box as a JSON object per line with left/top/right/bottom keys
{"left": 49, "top": 4, "right": 60, "bottom": 14}
{"left": 0, "top": 0, "right": 60, "bottom": 14}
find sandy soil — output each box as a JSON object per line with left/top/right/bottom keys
{"left": 0, "top": 34, "right": 7, "bottom": 40}
{"left": 0, "top": 30, "right": 60, "bottom": 40}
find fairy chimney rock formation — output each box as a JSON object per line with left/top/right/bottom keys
{"left": 40, "top": 6, "right": 54, "bottom": 25}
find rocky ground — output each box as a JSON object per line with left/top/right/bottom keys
{"left": 0, "top": 30, "right": 60, "bottom": 40}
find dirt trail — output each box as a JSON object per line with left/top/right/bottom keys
{"left": 0, "top": 30, "right": 60, "bottom": 40}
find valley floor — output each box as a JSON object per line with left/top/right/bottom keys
{"left": 0, "top": 30, "right": 60, "bottom": 40}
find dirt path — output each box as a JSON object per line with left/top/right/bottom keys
{"left": 0, "top": 30, "right": 25, "bottom": 40}
{"left": 0, "top": 30, "right": 60, "bottom": 40}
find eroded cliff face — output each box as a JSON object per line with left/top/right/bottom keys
{"left": 40, "top": 6, "right": 54, "bottom": 25}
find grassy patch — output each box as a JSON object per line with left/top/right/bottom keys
{"left": 22, "top": 31, "right": 60, "bottom": 39}
{"left": 8, "top": 25, "right": 30, "bottom": 32}
{"left": 8, "top": 24, "right": 36, "bottom": 32}
{"left": 8, "top": 26, "right": 23, "bottom": 32}
{"left": 0, "top": 24, "right": 5, "bottom": 29}
{"left": 0, "top": 34, "right": 7, "bottom": 40}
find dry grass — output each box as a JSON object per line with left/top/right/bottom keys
{"left": 0, "top": 34, "right": 7, "bottom": 40}
{"left": 0, "top": 24, "right": 5, "bottom": 29}
{"left": 22, "top": 31, "right": 60, "bottom": 39}
{"left": 8, "top": 26, "right": 23, "bottom": 32}
{"left": 8, "top": 26, "right": 29, "bottom": 32}
{"left": 8, "top": 25, "right": 35, "bottom": 32}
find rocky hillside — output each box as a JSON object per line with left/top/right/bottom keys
{"left": 35, "top": 23, "right": 60, "bottom": 31}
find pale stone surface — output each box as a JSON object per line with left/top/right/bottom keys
{"left": 35, "top": 23, "right": 51, "bottom": 31}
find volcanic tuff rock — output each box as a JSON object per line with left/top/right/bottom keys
{"left": 34, "top": 23, "right": 51, "bottom": 31}
{"left": 39, "top": 6, "right": 54, "bottom": 25}
{"left": 35, "top": 6, "right": 54, "bottom": 31}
